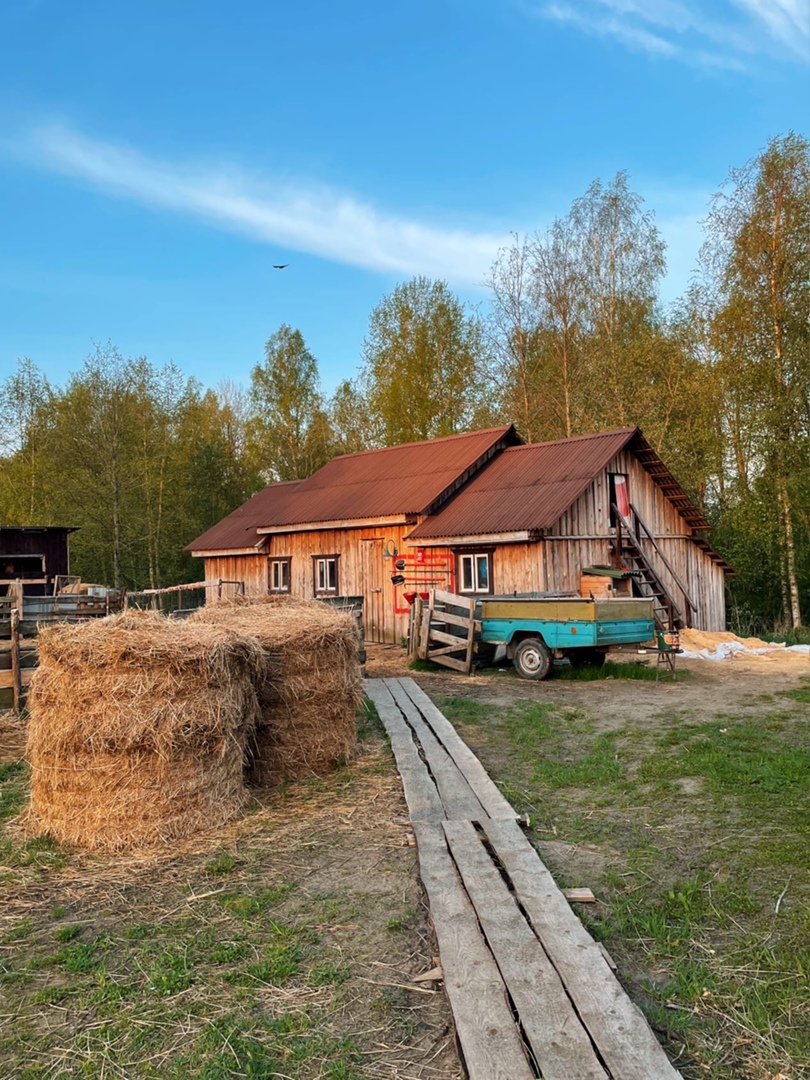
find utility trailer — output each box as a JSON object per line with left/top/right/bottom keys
{"left": 478, "top": 596, "right": 656, "bottom": 680}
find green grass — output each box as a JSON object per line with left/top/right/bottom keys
{"left": 0, "top": 760, "right": 28, "bottom": 822}
{"left": 438, "top": 688, "right": 810, "bottom": 1078}
{"left": 554, "top": 658, "right": 665, "bottom": 681}
{"left": 762, "top": 626, "right": 810, "bottom": 646}
{"left": 782, "top": 685, "right": 810, "bottom": 704}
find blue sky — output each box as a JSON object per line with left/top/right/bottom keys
{"left": 0, "top": 0, "right": 807, "bottom": 396}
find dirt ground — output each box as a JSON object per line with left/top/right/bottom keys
{"left": 364, "top": 639, "right": 810, "bottom": 729}
{"left": 2, "top": 640, "right": 807, "bottom": 1078}
{"left": 0, "top": 710, "right": 462, "bottom": 1080}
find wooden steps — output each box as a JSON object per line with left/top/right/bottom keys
{"left": 365, "top": 677, "right": 682, "bottom": 1080}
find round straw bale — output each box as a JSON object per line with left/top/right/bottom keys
{"left": 190, "top": 596, "right": 362, "bottom": 785}
{"left": 26, "top": 611, "right": 265, "bottom": 851}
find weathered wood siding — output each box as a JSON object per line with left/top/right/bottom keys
{"left": 201, "top": 523, "right": 458, "bottom": 644}
{"left": 543, "top": 451, "right": 726, "bottom": 630}
{"left": 198, "top": 448, "right": 727, "bottom": 639}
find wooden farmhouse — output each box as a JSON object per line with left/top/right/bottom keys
{"left": 187, "top": 425, "right": 731, "bottom": 643}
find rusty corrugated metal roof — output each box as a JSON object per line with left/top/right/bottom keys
{"left": 263, "top": 425, "right": 518, "bottom": 526}
{"left": 185, "top": 480, "right": 303, "bottom": 552}
{"left": 408, "top": 427, "right": 640, "bottom": 538}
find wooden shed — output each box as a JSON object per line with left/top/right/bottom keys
{"left": 186, "top": 426, "right": 732, "bottom": 643}
{"left": 0, "top": 527, "right": 77, "bottom": 597}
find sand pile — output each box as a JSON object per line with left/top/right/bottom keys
{"left": 26, "top": 612, "right": 264, "bottom": 850}
{"left": 679, "top": 628, "right": 809, "bottom": 673}
{"left": 191, "top": 596, "right": 362, "bottom": 785}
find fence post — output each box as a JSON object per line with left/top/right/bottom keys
{"left": 10, "top": 608, "right": 21, "bottom": 715}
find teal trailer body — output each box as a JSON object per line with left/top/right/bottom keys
{"left": 480, "top": 615, "right": 656, "bottom": 650}
{"left": 475, "top": 596, "right": 656, "bottom": 678}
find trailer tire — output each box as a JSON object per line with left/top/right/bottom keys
{"left": 513, "top": 638, "right": 552, "bottom": 680}
{"left": 569, "top": 649, "right": 606, "bottom": 668}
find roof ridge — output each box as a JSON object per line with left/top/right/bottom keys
{"left": 503, "top": 426, "right": 638, "bottom": 452}
{"left": 327, "top": 425, "right": 514, "bottom": 463}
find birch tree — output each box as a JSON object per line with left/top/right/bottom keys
{"left": 360, "top": 277, "right": 489, "bottom": 445}
{"left": 700, "top": 133, "right": 810, "bottom": 628}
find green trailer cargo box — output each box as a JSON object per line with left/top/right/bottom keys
{"left": 477, "top": 596, "right": 656, "bottom": 680}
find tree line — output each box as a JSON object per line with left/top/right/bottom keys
{"left": 1, "top": 134, "right": 807, "bottom": 631}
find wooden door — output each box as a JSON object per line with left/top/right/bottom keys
{"left": 362, "top": 538, "right": 386, "bottom": 643}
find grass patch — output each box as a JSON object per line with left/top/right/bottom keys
{"left": 0, "top": 760, "right": 28, "bottom": 822}
{"left": 781, "top": 685, "right": 810, "bottom": 704}
{"left": 439, "top": 697, "right": 489, "bottom": 726}
{"left": 407, "top": 657, "right": 446, "bottom": 673}
{"left": 762, "top": 626, "right": 810, "bottom": 646}
{"left": 437, "top": 683, "right": 810, "bottom": 1078}
{"left": 555, "top": 659, "right": 672, "bottom": 681}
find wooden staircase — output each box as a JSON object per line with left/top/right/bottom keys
{"left": 611, "top": 505, "right": 697, "bottom": 632}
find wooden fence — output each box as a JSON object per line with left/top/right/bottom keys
{"left": 125, "top": 579, "right": 244, "bottom": 613}
{"left": 0, "top": 610, "right": 38, "bottom": 713}
{"left": 409, "top": 589, "right": 480, "bottom": 674}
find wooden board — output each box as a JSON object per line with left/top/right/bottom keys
{"left": 481, "top": 818, "right": 682, "bottom": 1079}
{"left": 443, "top": 820, "right": 608, "bottom": 1080}
{"left": 364, "top": 681, "right": 445, "bottom": 822}
{"left": 413, "top": 821, "right": 536, "bottom": 1080}
{"left": 386, "top": 679, "right": 484, "bottom": 820}
{"left": 394, "top": 679, "right": 518, "bottom": 821}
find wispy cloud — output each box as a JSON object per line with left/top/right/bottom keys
{"left": 530, "top": 0, "right": 809, "bottom": 67}
{"left": 11, "top": 124, "right": 508, "bottom": 285}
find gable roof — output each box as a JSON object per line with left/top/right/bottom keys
{"left": 264, "top": 425, "right": 519, "bottom": 527}
{"left": 185, "top": 480, "right": 303, "bottom": 553}
{"left": 408, "top": 427, "right": 638, "bottom": 539}
{"left": 186, "top": 426, "right": 519, "bottom": 551}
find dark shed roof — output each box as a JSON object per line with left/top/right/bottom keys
{"left": 409, "top": 428, "right": 636, "bottom": 539}
{"left": 185, "top": 481, "right": 303, "bottom": 553}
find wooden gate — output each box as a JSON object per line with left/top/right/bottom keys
{"left": 411, "top": 589, "right": 479, "bottom": 673}
{"left": 362, "top": 538, "right": 386, "bottom": 643}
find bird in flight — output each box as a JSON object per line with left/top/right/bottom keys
{"left": 272, "top": 263, "right": 290, "bottom": 270}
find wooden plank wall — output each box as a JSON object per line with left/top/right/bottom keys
{"left": 198, "top": 450, "right": 727, "bottom": 639}
{"left": 544, "top": 453, "right": 726, "bottom": 630}
{"left": 202, "top": 522, "right": 453, "bottom": 643}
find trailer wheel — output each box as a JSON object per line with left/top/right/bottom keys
{"left": 513, "top": 638, "right": 552, "bottom": 680}
{"left": 569, "top": 649, "right": 606, "bottom": 668}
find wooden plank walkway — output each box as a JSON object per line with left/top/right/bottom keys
{"left": 365, "top": 677, "right": 681, "bottom": 1080}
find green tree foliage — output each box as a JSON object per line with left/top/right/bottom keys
{"left": 486, "top": 174, "right": 698, "bottom": 470}
{"left": 697, "top": 133, "right": 810, "bottom": 628}
{"left": 0, "top": 347, "right": 264, "bottom": 590}
{"left": 359, "top": 277, "right": 492, "bottom": 445}
{"left": 0, "top": 136, "right": 805, "bottom": 633}
{"left": 328, "top": 379, "right": 370, "bottom": 456}
{"left": 248, "top": 325, "right": 333, "bottom": 480}
{"left": 0, "top": 358, "right": 53, "bottom": 521}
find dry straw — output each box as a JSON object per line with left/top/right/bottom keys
{"left": 191, "top": 596, "right": 362, "bottom": 785}
{"left": 26, "top": 611, "right": 265, "bottom": 851}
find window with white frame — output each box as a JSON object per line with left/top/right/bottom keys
{"left": 313, "top": 555, "right": 339, "bottom": 594}
{"left": 458, "top": 552, "right": 491, "bottom": 594}
{"left": 268, "top": 557, "right": 291, "bottom": 593}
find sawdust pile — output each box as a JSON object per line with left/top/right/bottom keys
{"left": 191, "top": 596, "right": 362, "bottom": 785}
{"left": 26, "top": 612, "right": 264, "bottom": 851}
{"left": 681, "top": 629, "right": 780, "bottom": 652}
{"left": 680, "top": 628, "right": 809, "bottom": 674}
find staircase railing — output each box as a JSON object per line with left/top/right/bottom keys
{"left": 629, "top": 505, "right": 697, "bottom": 627}
{"left": 611, "top": 505, "right": 695, "bottom": 629}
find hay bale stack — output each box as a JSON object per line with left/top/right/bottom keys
{"left": 191, "top": 596, "right": 362, "bottom": 785}
{"left": 26, "top": 612, "right": 265, "bottom": 851}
